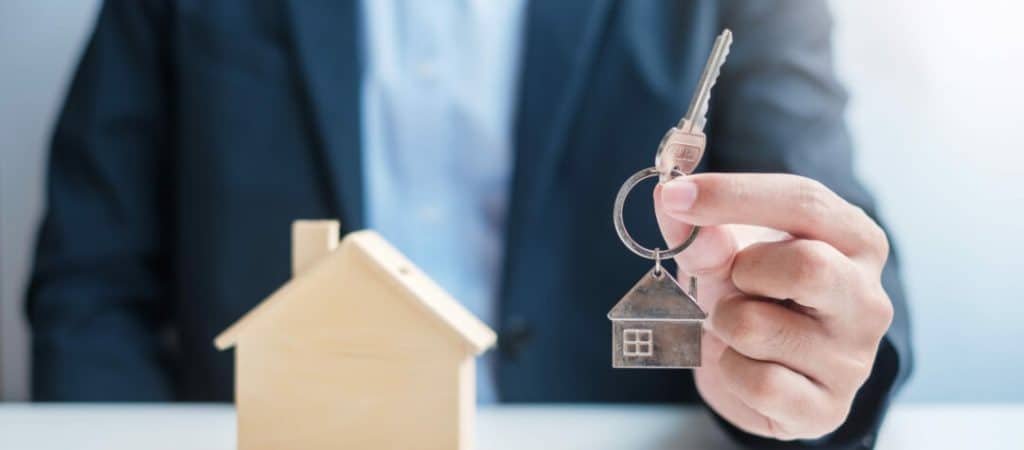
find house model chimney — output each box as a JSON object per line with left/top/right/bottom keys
{"left": 291, "top": 220, "right": 340, "bottom": 276}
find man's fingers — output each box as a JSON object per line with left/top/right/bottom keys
{"left": 654, "top": 184, "right": 737, "bottom": 284}
{"left": 660, "top": 173, "right": 888, "bottom": 264}
{"left": 711, "top": 294, "right": 842, "bottom": 384}
{"left": 731, "top": 239, "right": 861, "bottom": 314}
{"left": 718, "top": 347, "right": 840, "bottom": 439}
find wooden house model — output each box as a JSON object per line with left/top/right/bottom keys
{"left": 214, "top": 220, "right": 496, "bottom": 450}
{"left": 607, "top": 268, "right": 706, "bottom": 368}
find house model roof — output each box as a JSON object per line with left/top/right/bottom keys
{"left": 215, "top": 229, "right": 496, "bottom": 354}
{"left": 607, "top": 268, "right": 706, "bottom": 321}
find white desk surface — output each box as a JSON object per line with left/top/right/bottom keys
{"left": 0, "top": 403, "right": 1021, "bottom": 449}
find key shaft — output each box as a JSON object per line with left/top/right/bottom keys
{"left": 681, "top": 29, "right": 733, "bottom": 132}
{"left": 656, "top": 29, "right": 733, "bottom": 181}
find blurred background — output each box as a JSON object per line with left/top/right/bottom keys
{"left": 1, "top": 0, "right": 1021, "bottom": 402}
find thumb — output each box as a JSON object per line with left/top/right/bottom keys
{"left": 653, "top": 180, "right": 738, "bottom": 287}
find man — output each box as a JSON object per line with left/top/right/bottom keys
{"left": 28, "top": 0, "right": 911, "bottom": 448}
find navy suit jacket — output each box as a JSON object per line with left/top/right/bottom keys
{"left": 29, "top": 1, "right": 912, "bottom": 448}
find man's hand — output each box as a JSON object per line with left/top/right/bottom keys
{"left": 654, "top": 173, "right": 894, "bottom": 440}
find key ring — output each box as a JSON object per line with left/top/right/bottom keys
{"left": 613, "top": 166, "right": 700, "bottom": 260}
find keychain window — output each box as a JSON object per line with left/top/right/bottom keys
{"left": 623, "top": 329, "right": 653, "bottom": 357}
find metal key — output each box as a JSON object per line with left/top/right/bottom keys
{"left": 655, "top": 29, "right": 733, "bottom": 182}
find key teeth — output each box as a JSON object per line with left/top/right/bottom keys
{"left": 692, "top": 66, "right": 723, "bottom": 130}
{"left": 681, "top": 30, "right": 734, "bottom": 130}
{"left": 691, "top": 33, "right": 732, "bottom": 131}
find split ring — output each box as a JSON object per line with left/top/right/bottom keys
{"left": 613, "top": 166, "right": 700, "bottom": 260}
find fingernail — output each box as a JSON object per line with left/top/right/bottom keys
{"left": 662, "top": 179, "right": 698, "bottom": 213}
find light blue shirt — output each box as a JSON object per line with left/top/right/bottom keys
{"left": 359, "top": 0, "right": 527, "bottom": 403}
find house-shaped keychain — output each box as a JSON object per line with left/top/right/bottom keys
{"left": 607, "top": 268, "right": 707, "bottom": 368}
{"left": 607, "top": 28, "right": 731, "bottom": 371}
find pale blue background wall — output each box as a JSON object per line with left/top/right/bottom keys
{"left": 1, "top": 0, "right": 1021, "bottom": 402}
{"left": 830, "top": 0, "right": 1024, "bottom": 402}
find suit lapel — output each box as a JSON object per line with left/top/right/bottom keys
{"left": 511, "top": 0, "right": 615, "bottom": 201}
{"left": 502, "top": 0, "right": 615, "bottom": 263}
{"left": 284, "top": 0, "right": 364, "bottom": 230}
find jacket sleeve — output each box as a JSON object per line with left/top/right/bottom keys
{"left": 707, "top": 1, "right": 913, "bottom": 448}
{"left": 27, "top": 0, "right": 176, "bottom": 401}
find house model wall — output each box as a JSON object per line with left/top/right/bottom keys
{"left": 215, "top": 221, "right": 496, "bottom": 450}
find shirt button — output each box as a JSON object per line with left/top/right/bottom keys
{"left": 415, "top": 61, "right": 437, "bottom": 79}
{"left": 418, "top": 205, "right": 442, "bottom": 223}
